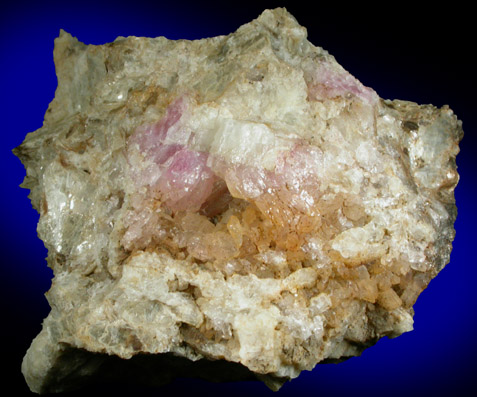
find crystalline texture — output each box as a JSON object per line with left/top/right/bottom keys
{"left": 14, "top": 8, "right": 463, "bottom": 394}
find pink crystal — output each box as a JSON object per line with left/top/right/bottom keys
{"left": 156, "top": 148, "right": 217, "bottom": 212}
{"left": 306, "top": 62, "right": 378, "bottom": 104}
{"left": 128, "top": 96, "right": 217, "bottom": 212}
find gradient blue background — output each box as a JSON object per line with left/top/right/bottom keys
{"left": 1, "top": 1, "right": 475, "bottom": 395}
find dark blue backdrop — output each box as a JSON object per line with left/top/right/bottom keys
{"left": 1, "top": 1, "right": 475, "bottom": 396}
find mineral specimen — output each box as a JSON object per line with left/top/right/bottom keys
{"left": 15, "top": 8, "right": 463, "bottom": 394}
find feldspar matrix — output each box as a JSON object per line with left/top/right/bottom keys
{"left": 14, "top": 8, "right": 462, "bottom": 393}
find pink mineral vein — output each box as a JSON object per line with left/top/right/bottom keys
{"left": 128, "top": 94, "right": 328, "bottom": 218}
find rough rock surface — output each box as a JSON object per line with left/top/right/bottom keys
{"left": 14, "top": 8, "right": 463, "bottom": 393}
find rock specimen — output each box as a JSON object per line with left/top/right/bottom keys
{"left": 14, "top": 8, "right": 463, "bottom": 394}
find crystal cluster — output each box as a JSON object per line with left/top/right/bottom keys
{"left": 14, "top": 8, "right": 462, "bottom": 393}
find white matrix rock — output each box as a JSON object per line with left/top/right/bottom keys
{"left": 14, "top": 8, "right": 463, "bottom": 393}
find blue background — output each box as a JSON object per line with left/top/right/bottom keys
{"left": 1, "top": 1, "right": 475, "bottom": 395}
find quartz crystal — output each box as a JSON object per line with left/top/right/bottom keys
{"left": 14, "top": 8, "right": 463, "bottom": 393}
